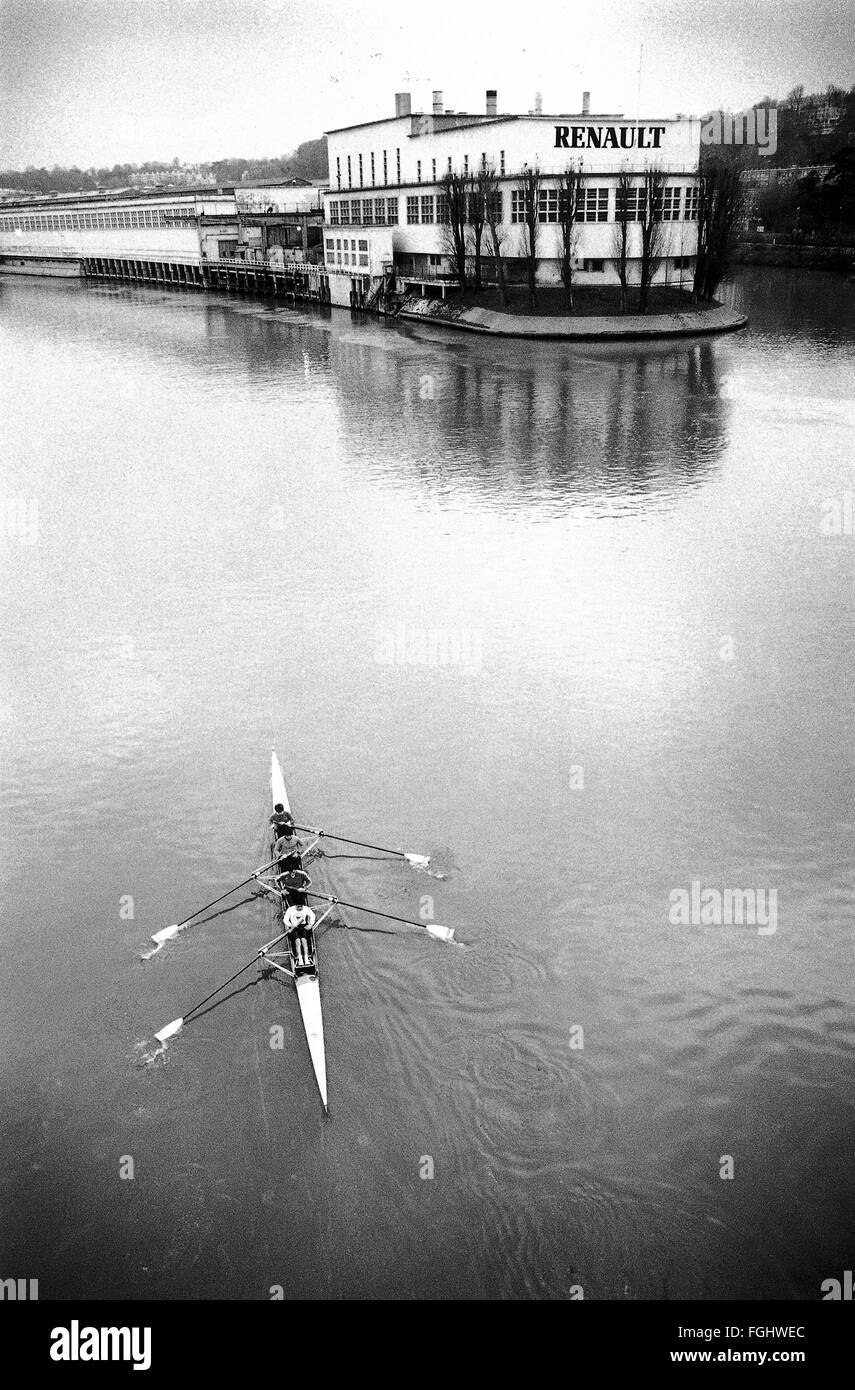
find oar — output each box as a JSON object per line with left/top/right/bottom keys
{"left": 154, "top": 927, "right": 289, "bottom": 1042}
{"left": 291, "top": 824, "right": 430, "bottom": 868}
{"left": 304, "top": 890, "right": 454, "bottom": 942}
{"left": 148, "top": 858, "right": 278, "bottom": 951}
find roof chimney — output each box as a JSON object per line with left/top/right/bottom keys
{"left": 432, "top": 90, "right": 444, "bottom": 115}
{"left": 486, "top": 88, "right": 497, "bottom": 117}
{"left": 582, "top": 90, "right": 590, "bottom": 115}
{"left": 395, "top": 92, "right": 412, "bottom": 118}
{"left": 535, "top": 91, "right": 543, "bottom": 115}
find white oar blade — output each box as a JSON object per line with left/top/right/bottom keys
{"left": 154, "top": 1018, "right": 184, "bottom": 1043}
{"left": 425, "top": 923, "right": 454, "bottom": 942}
{"left": 404, "top": 853, "right": 431, "bottom": 868}
{"left": 151, "top": 924, "right": 181, "bottom": 945}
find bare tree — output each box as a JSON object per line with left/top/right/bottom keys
{"left": 467, "top": 169, "right": 488, "bottom": 290}
{"left": 693, "top": 160, "right": 743, "bottom": 301}
{"left": 638, "top": 166, "right": 666, "bottom": 313}
{"left": 439, "top": 168, "right": 469, "bottom": 291}
{"left": 516, "top": 164, "right": 541, "bottom": 309}
{"left": 557, "top": 162, "right": 583, "bottom": 310}
{"left": 611, "top": 170, "right": 634, "bottom": 314}
{"left": 481, "top": 162, "right": 508, "bottom": 306}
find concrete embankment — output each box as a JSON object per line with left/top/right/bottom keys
{"left": 396, "top": 299, "right": 747, "bottom": 339}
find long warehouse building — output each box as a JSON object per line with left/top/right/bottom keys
{"left": 0, "top": 188, "right": 240, "bottom": 283}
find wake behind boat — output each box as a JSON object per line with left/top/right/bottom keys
{"left": 149, "top": 750, "right": 455, "bottom": 1115}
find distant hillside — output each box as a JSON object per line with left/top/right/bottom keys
{"left": 0, "top": 137, "right": 329, "bottom": 195}
{"left": 700, "top": 84, "right": 855, "bottom": 170}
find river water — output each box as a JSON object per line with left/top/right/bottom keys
{"left": 1, "top": 268, "right": 853, "bottom": 1300}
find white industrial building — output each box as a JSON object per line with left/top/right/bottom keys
{"left": 0, "top": 189, "right": 239, "bottom": 282}
{"left": 323, "top": 90, "right": 702, "bottom": 308}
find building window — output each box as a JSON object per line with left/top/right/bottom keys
{"left": 615, "top": 186, "right": 644, "bottom": 221}
{"left": 374, "top": 196, "right": 386, "bottom": 225}
{"left": 359, "top": 238, "right": 369, "bottom": 267}
{"left": 370, "top": 153, "right": 375, "bottom": 185}
{"left": 359, "top": 153, "right": 363, "bottom": 187}
{"left": 510, "top": 189, "right": 529, "bottom": 223}
{"left": 387, "top": 197, "right": 399, "bottom": 224}
{"left": 673, "top": 255, "right": 694, "bottom": 270}
{"left": 430, "top": 254, "right": 442, "bottom": 267}
{"left": 347, "top": 156, "right": 352, "bottom": 188}
{"left": 538, "top": 188, "right": 558, "bottom": 222}
{"left": 336, "top": 157, "right": 341, "bottom": 190}
{"left": 437, "top": 195, "right": 450, "bottom": 224}
{"left": 684, "top": 186, "right": 699, "bottom": 220}
{"left": 339, "top": 201, "right": 351, "bottom": 225}
{"left": 396, "top": 148, "right": 401, "bottom": 181}
{"left": 579, "top": 188, "right": 609, "bottom": 222}
{"left": 420, "top": 194, "right": 435, "bottom": 223}
{"left": 583, "top": 258, "right": 605, "bottom": 272}
{"left": 417, "top": 160, "right": 421, "bottom": 183}
{"left": 447, "top": 156, "right": 452, "bottom": 172}
{"left": 431, "top": 158, "right": 436, "bottom": 181}
{"left": 329, "top": 201, "right": 339, "bottom": 225}
{"left": 481, "top": 152, "right": 486, "bottom": 167}
{"left": 464, "top": 154, "right": 469, "bottom": 174}
{"left": 406, "top": 195, "right": 420, "bottom": 224}
{"left": 488, "top": 191, "right": 503, "bottom": 223}
{"left": 656, "top": 186, "right": 681, "bottom": 221}
{"left": 500, "top": 150, "right": 505, "bottom": 174}
{"left": 383, "top": 149, "right": 387, "bottom": 183}
{"left": 362, "top": 198, "right": 373, "bottom": 226}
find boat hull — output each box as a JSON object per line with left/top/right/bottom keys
{"left": 270, "top": 749, "right": 329, "bottom": 1113}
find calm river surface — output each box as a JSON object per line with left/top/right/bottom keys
{"left": 1, "top": 268, "right": 853, "bottom": 1299}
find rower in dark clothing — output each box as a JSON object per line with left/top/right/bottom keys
{"left": 277, "top": 865, "right": 311, "bottom": 907}
{"left": 270, "top": 803, "right": 294, "bottom": 841}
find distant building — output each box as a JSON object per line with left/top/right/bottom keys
{"left": 0, "top": 187, "right": 238, "bottom": 278}
{"left": 322, "top": 87, "right": 702, "bottom": 308}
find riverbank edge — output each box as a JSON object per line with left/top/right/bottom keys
{"left": 396, "top": 299, "right": 747, "bottom": 340}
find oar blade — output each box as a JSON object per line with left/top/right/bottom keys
{"left": 154, "top": 1017, "right": 184, "bottom": 1043}
{"left": 151, "top": 923, "right": 181, "bottom": 945}
{"left": 404, "top": 853, "right": 431, "bottom": 868}
{"left": 425, "top": 923, "right": 454, "bottom": 942}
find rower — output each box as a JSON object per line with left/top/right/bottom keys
{"left": 273, "top": 822, "right": 302, "bottom": 871}
{"left": 270, "top": 803, "right": 295, "bottom": 842}
{"left": 277, "top": 865, "right": 311, "bottom": 905}
{"left": 284, "top": 904, "right": 316, "bottom": 968}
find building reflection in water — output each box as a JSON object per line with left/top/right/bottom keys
{"left": 328, "top": 327, "right": 729, "bottom": 509}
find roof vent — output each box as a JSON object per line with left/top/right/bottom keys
{"left": 395, "top": 92, "right": 412, "bottom": 117}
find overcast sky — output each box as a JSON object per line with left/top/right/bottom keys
{"left": 0, "top": 0, "right": 851, "bottom": 168}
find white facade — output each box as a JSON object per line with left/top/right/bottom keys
{"left": 0, "top": 191, "right": 238, "bottom": 272}
{"left": 323, "top": 97, "right": 702, "bottom": 306}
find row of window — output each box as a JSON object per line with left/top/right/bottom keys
{"left": 329, "top": 184, "right": 700, "bottom": 228}
{"left": 0, "top": 207, "right": 196, "bottom": 232}
{"left": 328, "top": 198, "right": 399, "bottom": 227}
{"left": 510, "top": 185, "right": 699, "bottom": 223}
{"left": 582, "top": 255, "right": 695, "bottom": 272}
{"left": 324, "top": 236, "right": 370, "bottom": 268}
{"left": 334, "top": 150, "right": 509, "bottom": 191}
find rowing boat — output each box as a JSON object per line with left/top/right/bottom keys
{"left": 266, "top": 749, "right": 328, "bottom": 1113}
{"left": 150, "top": 760, "right": 454, "bottom": 1117}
